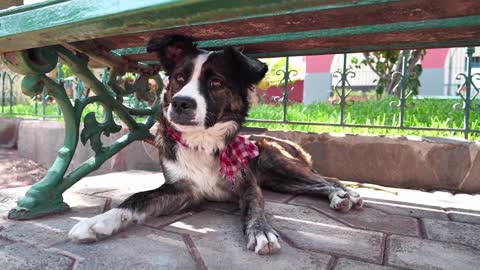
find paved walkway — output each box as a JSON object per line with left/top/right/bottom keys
{"left": 1, "top": 170, "right": 480, "bottom": 270}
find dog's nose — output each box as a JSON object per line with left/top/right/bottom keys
{"left": 172, "top": 96, "right": 197, "bottom": 113}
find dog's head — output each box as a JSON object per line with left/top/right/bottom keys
{"left": 147, "top": 35, "right": 267, "bottom": 133}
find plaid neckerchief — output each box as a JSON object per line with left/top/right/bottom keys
{"left": 167, "top": 126, "right": 188, "bottom": 147}
{"left": 167, "top": 127, "right": 259, "bottom": 190}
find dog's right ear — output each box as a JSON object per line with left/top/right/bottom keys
{"left": 147, "top": 35, "right": 199, "bottom": 75}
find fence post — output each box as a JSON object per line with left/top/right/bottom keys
{"left": 282, "top": 57, "right": 290, "bottom": 122}
{"left": 57, "top": 63, "right": 63, "bottom": 117}
{"left": 34, "top": 96, "right": 38, "bottom": 116}
{"left": 463, "top": 47, "right": 475, "bottom": 139}
{"left": 8, "top": 74, "right": 18, "bottom": 115}
{"left": 9, "top": 74, "right": 12, "bottom": 114}
{"left": 42, "top": 87, "right": 47, "bottom": 119}
{"left": 339, "top": 53, "right": 348, "bottom": 125}
{"left": 1, "top": 72, "right": 5, "bottom": 113}
{"left": 399, "top": 50, "right": 411, "bottom": 128}
{"left": 76, "top": 79, "right": 85, "bottom": 100}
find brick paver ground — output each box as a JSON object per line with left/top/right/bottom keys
{"left": 1, "top": 169, "right": 480, "bottom": 269}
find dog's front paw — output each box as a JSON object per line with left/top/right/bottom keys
{"left": 347, "top": 188, "right": 363, "bottom": 209}
{"left": 328, "top": 188, "right": 363, "bottom": 212}
{"left": 246, "top": 219, "right": 281, "bottom": 255}
{"left": 68, "top": 209, "right": 130, "bottom": 243}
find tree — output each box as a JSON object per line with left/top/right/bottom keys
{"left": 257, "top": 57, "right": 304, "bottom": 89}
{"left": 351, "top": 50, "right": 426, "bottom": 96}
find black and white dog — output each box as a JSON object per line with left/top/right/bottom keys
{"left": 69, "top": 35, "right": 363, "bottom": 255}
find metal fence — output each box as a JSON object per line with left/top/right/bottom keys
{"left": 1, "top": 47, "right": 480, "bottom": 139}
{"left": 247, "top": 47, "right": 480, "bottom": 139}
{"left": 0, "top": 64, "right": 150, "bottom": 120}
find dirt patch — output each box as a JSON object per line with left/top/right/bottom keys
{"left": 0, "top": 148, "right": 46, "bottom": 189}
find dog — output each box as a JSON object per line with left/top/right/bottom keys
{"left": 68, "top": 35, "right": 363, "bottom": 255}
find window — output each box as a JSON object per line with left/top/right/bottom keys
{"left": 470, "top": 56, "right": 480, "bottom": 68}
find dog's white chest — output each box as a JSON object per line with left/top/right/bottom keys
{"left": 162, "top": 146, "right": 231, "bottom": 200}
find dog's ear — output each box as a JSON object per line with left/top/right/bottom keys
{"left": 147, "top": 35, "right": 199, "bottom": 75}
{"left": 224, "top": 46, "right": 268, "bottom": 86}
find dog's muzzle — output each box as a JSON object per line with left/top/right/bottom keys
{"left": 169, "top": 96, "right": 198, "bottom": 125}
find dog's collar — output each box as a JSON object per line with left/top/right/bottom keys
{"left": 167, "top": 126, "right": 259, "bottom": 190}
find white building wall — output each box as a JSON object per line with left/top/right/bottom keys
{"left": 330, "top": 53, "right": 379, "bottom": 90}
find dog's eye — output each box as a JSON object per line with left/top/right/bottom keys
{"left": 174, "top": 74, "right": 185, "bottom": 83}
{"left": 209, "top": 79, "right": 223, "bottom": 88}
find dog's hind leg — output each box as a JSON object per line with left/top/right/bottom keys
{"left": 68, "top": 182, "right": 195, "bottom": 243}
{"left": 259, "top": 163, "right": 362, "bottom": 212}
{"left": 253, "top": 138, "right": 362, "bottom": 212}
{"left": 238, "top": 169, "right": 281, "bottom": 255}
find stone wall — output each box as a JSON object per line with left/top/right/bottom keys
{"left": 252, "top": 129, "right": 480, "bottom": 193}
{"left": 0, "top": 118, "right": 20, "bottom": 148}
{"left": 1, "top": 118, "right": 479, "bottom": 192}
{"left": 0, "top": 119, "right": 160, "bottom": 177}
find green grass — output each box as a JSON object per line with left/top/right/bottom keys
{"left": 0, "top": 103, "right": 104, "bottom": 120}
{"left": 2, "top": 97, "right": 480, "bottom": 140}
{"left": 246, "top": 97, "right": 480, "bottom": 140}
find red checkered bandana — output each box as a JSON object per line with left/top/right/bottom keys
{"left": 167, "top": 127, "right": 259, "bottom": 190}
{"left": 167, "top": 127, "right": 188, "bottom": 147}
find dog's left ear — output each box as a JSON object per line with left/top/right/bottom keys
{"left": 147, "top": 35, "right": 199, "bottom": 75}
{"left": 224, "top": 46, "right": 268, "bottom": 86}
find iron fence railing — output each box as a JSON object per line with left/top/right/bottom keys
{"left": 246, "top": 47, "right": 480, "bottom": 139}
{"left": 0, "top": 64, "right": 150, "bottom": 120}
{"left": 1, "top": 47, "right": 479, "bottom": 139}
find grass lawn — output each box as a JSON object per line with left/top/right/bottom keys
{"left": 0, "top": 103, "right": 103, "bottom": 119}
{"left": 2, "top": 97, "right": 480, "bottom": 140}
{"left": 247, "top": 97, "right": 480, "bottom": 140}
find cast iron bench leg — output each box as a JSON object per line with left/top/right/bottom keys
{"left": 2, "top": 46, "right": 159, "bottom": 220}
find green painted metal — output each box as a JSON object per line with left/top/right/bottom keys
{"left": 247, "top": 39, "right": 480, "bottom": 59}
{"left": 200, "top": 15, "right": 480, "bottom": 48}
{"left": 2, "top": 0, "right": 480, "bottom": 220}
{"left": 4, "top": 46, "right": 159, "bottom": 220}
{"left": 1, "top": 47, "right": 58, "bottom": 74}
{"left": 56, "top": 46, "right": 140, "bottom": 130}
{"left": 56, "top": 63, "right": 63, "bottom": 117}
{"left": 41, "top": 87, "right": 47, "bottom": 119}
{"left": 247, "top": 118, "right": 480, "bottom": 134}
{"left": 399, "top": 50, "right": 411, "bottom": 128}
{"left": 0, "top": 0, "right": 400, "bottom": 53}
{"left": 282, "top": 57, "right": 289, "bottom": 122}
{"left": 80, "top": 98, "right": 122, "bottom": 154}
{"left": 332, "top": 53, "right": 353, "bottom": 125}
{"left": 247, "top": 47, "right": 480, "bottom": 138}
{"left": 113, "top": 15, "right": 480, "bottom": 59}
{"left": 454, "top": 47, "right": 479, "bottom": 139}
{"left": 11, "top": 73, "right": 79, "bottom": 219}
{"left": 0, "top": 72, "right": 18, "bottom": 114}
{"left": 1, "top": 72, "right": 4, "bottom": 113}
{"left": 464, "top": 47, "right": 474, "bottom": 139}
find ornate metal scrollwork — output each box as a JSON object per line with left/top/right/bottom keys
{"left": 75, "top": 97, "right": 122, "bottom": 154}
{"left": 453, "top": 73, "right": 480, "bottom": 111}
{"left": 6, "top": 45, "right": 160, "bottom": 220}
{"left": 388, "top": 71, "right": 416, "bottom": 108}
{"left": 273, "top": 68, "right": 298, "bottom": 105}
{"left": 1, "top": 71, "right": 19, "bottom": 113}
{"left": 332, "top": 70, "right": 356, "bottom": 107}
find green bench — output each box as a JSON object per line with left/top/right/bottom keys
{"left": 1, "top": 0, "right": 479, "bottom": 219}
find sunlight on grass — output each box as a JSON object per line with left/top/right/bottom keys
{"left": 2, "top": 97, "right": 479, "bottom": 140}
{"left": 247, "top": 97, "right": 480, "bottom": 140}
